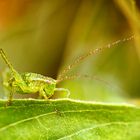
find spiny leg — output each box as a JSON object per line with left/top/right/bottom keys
{"left": 6, "top": 92, "right": 13, "bottom": 106}
{"left": 54, "top": 88, "right": 70, "bottom": 98}
{"left": 0, "top": 49, "right": 26, "bottom": 85}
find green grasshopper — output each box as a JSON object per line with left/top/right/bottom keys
{"left": 0, "top": 35, "right": 135, "bottom": 105}
{"left": 0, "top": 49, "right": 70, "bottom": 105}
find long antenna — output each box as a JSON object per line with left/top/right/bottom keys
{"left": 0, "top": 48, "right": 17, "bottom": 74}
{"left": 57, "top": 73, "right": 111, "bottom": 87}
{"left": 57, "top": 35, "right": 135, "bottom": 80}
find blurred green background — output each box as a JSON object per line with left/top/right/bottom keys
{"left": 0, "top": 0, "right": 140, "bottom": 103}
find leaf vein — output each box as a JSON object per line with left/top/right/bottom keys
{"left": 0, "top": 109, "right": 131, "bottom": 132}
{"left": 57, "top": 122, "right": 139, "bottom": 140}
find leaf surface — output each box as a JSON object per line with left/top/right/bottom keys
{"left": 0, "top": 99, "right": 140, "bottom": 140}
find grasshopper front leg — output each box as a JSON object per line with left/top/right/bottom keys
{"left": 54, "top": 88, "right": 70, "bottom": 98}
{"left": 39, "top": 90, "right": 48, "bottom": 100}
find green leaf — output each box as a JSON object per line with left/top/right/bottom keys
{"left": 0, "top": 99, "right": 140, "bottom": 140}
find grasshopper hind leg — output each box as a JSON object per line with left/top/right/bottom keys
{"left": 5, "top": 92, "right": 13, "bottom": 106}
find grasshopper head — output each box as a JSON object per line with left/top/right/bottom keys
{"left": 43, "top": 77, "right": 57, "bottom": 97}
